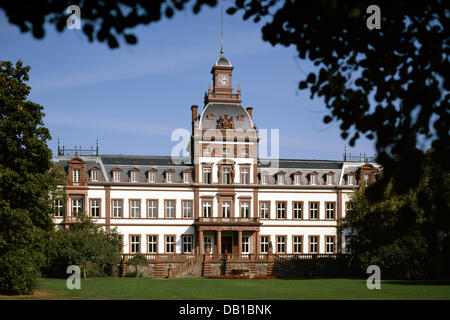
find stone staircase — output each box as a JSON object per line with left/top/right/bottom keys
{"left": 153, "top": 263, "right": 166, "bottom": 278}
{"left": 202, "top": 262, "right": 214, "bottom": 277}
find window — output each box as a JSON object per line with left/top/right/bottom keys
{"left": 131, "top": 171, "right": 138, "bottom": 182}
{"left": 183, "top": 172, "right": 190, "bottom": 183}
{"left": 91, "top": 170, "right": 98, "bottom": 182}
{"left": 202, "top": 201, "right": 212, "bottom": 217}
{"left": 183, "top": 201, "right": 193, "bottom": 218}
{"left": 294, "top": 175, "right": 301, "bottom": 185}
{"left": 112, "top": 199, "right": 123, "bottom": 218}
{"left": 54, "top": 199, "right": 65, "bottom": 217}
{"left": 130, "top": 235, "right": 140, "bottom": 253}
{"left": 347, "top": 175, "right": 354, "bottom": 185}
{"left": 241, "top": 168, "right": 249, "bottom": 184}
{"left": 309, "top": 202, "right": 319, "bottom": 219}
{"left": 204, "top": 235, "right": 213, "bottom": 254}
{"left": 309, "top": 236, "right": 319, "bottom": 253}
{"left": 222, "top": 201, "right": 231, "bottom": 218}
{"left": 222, "top": 167, "right": 231, "bottom": 184}
{"left": 311, "top": 174, "right": 317, "bottom": 185}
{"left": 242, "top": 236, "right": 250, "bottom": 254}
{"left": 242, "top": 147, "right": 249, "bottom": 156}
{"left": 72, "top": 198, "right": 83, "bottom": 215}
{"left": 90, "top": 199, "right": 100, "bottom": 217}
{"left": 277, "top": 202, "right": 286, "bottom": 219}
{"left": 73, "top": 169, "right": 80, "bottom": 182}
{"left": 165, "top": 200, "right": 175, "bottom": 218}
{"left": 203, "top": 146, "right": 211, "bottom": 155}
{"left": 277, "top": 236, "right": 286, "bottom": 253}
{"left": 326, "top": 236, "right": 335, "bottom": 253}
{"left": 278, "top": 174, "right": 284, "bottom": 185}
{"left": 327, "top": 174, "right": 334, "bottom": 185}
{"left": 364, "top": 174, "right": 370, "bottom": 186}
{"left": 182, "top": 235, "right": 193, "bottom": 253}
{"left": 345, "top": 235, "right": 355, "bottom": 254}
{"left": 260, "top": 236, "right": 269, "bottom": 254}
{"left": 223, "top": 147, "right": 231, "bottom": 155}
{"left": 148, "top": 235, "right": 157, "bottom": 253}
{"left": 166, "top": 235, "right": 175, "bottom": 253}
{"left": 260, "top": 201, "right": 270, "bottom": 219}
{"left": 113, "top": 171, "right": 121, "bottom": 182}
{"left": 166, "top": 172, "right": 173, "bottom": 183}
{"left": 148, "top": 171, "right": 156, "bottom": 183}
{"left": 240, "top": 201, "right": 250, "bottom": 218}
{"left": 293, "top": 236, "right": 303, "bottom": 253}
{"left": 147, "top": 200, "right": 158, "bottom": 218}
{"left": 203, "top": 167, "right": 211, "bottom": 184}
{"left": 293, "top": 202, "right": 303, "bottom": 219}
{"left": 326, "top": 202, "right": 335, "bottom": 219}
{"left": 261, "top": 174, "right": 268, "bottom": 185}
{"left": 130, "top": 200, "right": 140, "bottom": 218}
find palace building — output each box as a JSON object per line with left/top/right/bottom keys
{"left": 53, "top": 49, "right": 378, "bottom": 277}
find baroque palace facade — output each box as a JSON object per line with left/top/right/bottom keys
{"left": 53, "top": 51, "right": 378, "bottom": 277}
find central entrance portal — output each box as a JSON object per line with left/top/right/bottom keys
{"left": 222, "top": 235, "right": 233, "bottom": 254}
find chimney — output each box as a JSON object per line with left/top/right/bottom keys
{"left": 246, "top": 107, "right": 253, "bottom": 119}
{"left": 191, "top": 105, "right": 198, "bottom": 122}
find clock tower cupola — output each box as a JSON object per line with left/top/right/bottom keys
{"left": 205, "top": 49, "right": 242, "bottom": 105}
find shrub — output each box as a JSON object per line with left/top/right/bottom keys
{"left": 0, "top": 249, "right": 39, "bottom": 295}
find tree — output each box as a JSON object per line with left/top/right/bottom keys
{"left": 126, "top": 253, "right": 149, "bottom": 277}
{"left": 343, "top": 150, "right": 450, "bottom": 279}
{"left": 54, "top": 212, "right": 122, "bottom": 280}
{"left": 0, "top": 60, "right": 65, "bottom": 294}
{"left": 1, "top": 1, "right": 447, "bottom": 194}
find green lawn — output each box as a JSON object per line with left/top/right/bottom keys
{"left": 2, "top": 278, "right": 450, "bottom": 300}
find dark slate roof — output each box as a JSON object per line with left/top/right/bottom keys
{"left": 258, "top": 159, "right": 343, "bottom": 169}
{"left": 100, "top": 155, "right": 192, "bottom": 166}
{"left": 200, "top": 103, "right": 253, "bottom": 130}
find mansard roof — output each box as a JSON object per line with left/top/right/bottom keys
{"left": 199, "top": 103, "right": 253, "bottom": 130}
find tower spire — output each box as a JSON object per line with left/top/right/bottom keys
{"left": 220, "top": 6, "right": 224, "bottom": 56}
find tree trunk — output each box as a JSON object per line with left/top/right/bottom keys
{"left": 135, "top": 265, "right": 138, "bottom": 277}
{"left": 83, "top": 265, "right": 87, "bottom": 280}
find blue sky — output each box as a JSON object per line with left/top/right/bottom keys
{"left": 1, "top": 5, "right": 376, "bottom": 161}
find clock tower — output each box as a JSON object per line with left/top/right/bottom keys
{"left": 205, "top": 49, "right": 242, "bottom": 105}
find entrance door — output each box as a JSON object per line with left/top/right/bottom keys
{"left": 204, "top": 235, "right": 213, "bottom": 254}
{"left": 222, "top": 235, "right": 233, "bottom": 254}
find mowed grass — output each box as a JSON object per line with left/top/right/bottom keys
{"left": 2, "top": 277, "right": 450, "bottom": 300}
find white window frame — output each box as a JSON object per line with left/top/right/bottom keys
{"left": 73, "top": 169, "right": 80, "bottom": 183}
{"left": 202, "top": 201, "right": 212, "bottom": 217}
{"left": 113, "top": 171, "right": 121, "bottom": 182}
{"left": 130, "top": 235, "right": 140, "bottom": 253}
{"left": 240, "top": 201, "right": 250, "bottom": 218}
{"left": 148, "top": 235, "right": 157, "bottom": 253}
{"left": 242, "top": 235, "right": 251, "bottom": 254}
{"left": 293, "top": 202, "right": 303, "bottom": 219}
{"left": 91, "top": 170, "right": 98, "bottom": 182}
{"left": 166, "top": 235, "right": 175, "bottom": 253}
{"left": 147, "top": 200, "right": 158, "bottom": 218}
{"left": 148, "top": 171, "right": 156, "bottom": 183}
{"left": 182, "top": 235, "right": 193, "bottom": 253}
{"left": 310, "top": 202, "right": 319, "bottom": 219}
{"left": 277, "top": 236, "right": 286, "bottom": 253}
{"left": 293, "top": 236, "right": 302, "bottom": 253}
{"left": 326, "top": 236, "right": 335, "bottom": 253}
{"left": 90, "top": 199, "right": 100, "bottom": 217}
{"left": 183, "top": 201, "right": 193, "bottom": 218}
{"left": 260, "top": 202, "right": 270, "bottom": 219}
{"left": 165, "top": 200, "right": 175, "bottom": 218}
{"left": 112, "top": 200, "right": 123, "bottom": 218}
{"left": 260, "top": 236, "right": 269, "bottom": 254}
{"left": 222, "top": 201, "right": 231, "bottom": 218}
{"left": 130, "top": 200, "right": 140, "bottom": 218}
{"left": 241, "top": 168, "right": 249, "bottom": 184}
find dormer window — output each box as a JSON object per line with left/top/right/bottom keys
{"left": 261, "top": 174, "right": 268, "bottom": 185}
{"left": 294, "top": 174, "right": 302, "bottom": 185}
{"left": 310, "top": 174, "right": 318, "bottom": 185}
{"left": 364, "top": 174, "right": 370, "bottom": 186}
{"left": 131, "top": 171, "right": 139, "bottom": 183}
{"left": 166, "top": 172, "right": 174, "bottom": 183}
{"left": 73, "top": 169, "right": 80, "bottom": 182}
{"left": 183, "top": 172, "right": 191, "bottom": 183}
{"left": 148, "top": 170, "right": 156, "bottom": 183}
{"left": 326, "top": 173, "right": 334, "bottom": 185}
{"left": 347, "top": 174, "right": 355, "bottom": 185}
{"left": 113, "top": 171, "right": 121, "bottom": 182}
{"left": 277, "top": 172, "right": 286, "bottom": 185}
{"left": 91, "top": 170, "right": 99, "bottom": 182}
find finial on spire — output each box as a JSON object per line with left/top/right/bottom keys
{"left": 220, "top": 6, "right": 224, "bottom": 56}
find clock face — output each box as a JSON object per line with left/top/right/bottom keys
{"left": 218, "top": 74, "right": 229, "bottom": 86}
